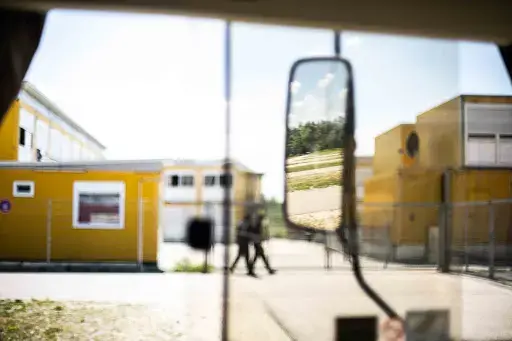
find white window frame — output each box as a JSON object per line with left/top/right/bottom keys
{"left": 13, "top": 181, "right": 35, "bottom": 198}
{"left": 498, "top": 134, "right": 512, "bottom": 165}
{"left": 72, "top": 181, "right": 126, "bottom": 229}
{"left": 464, "top": 103, "right": 512, "bottom": 167}
{"left": 466, "top": 134, "right": 497, "bottom": 166}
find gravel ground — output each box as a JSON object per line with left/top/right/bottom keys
{"left": 0, "top": 299, "right": 182, "bottom": 341}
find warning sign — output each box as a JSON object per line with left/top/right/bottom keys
{"left": 0, "top": 199, "right": 12, "bottom": 214}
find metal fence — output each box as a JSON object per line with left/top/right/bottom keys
{"left": 322, "top": 199, "right": 512, "bottom": 279}
{"left": 1, "top": 198, "right": 510, "bottom": 279}
{"left": 450, "top": 199, "right": 512, "bottom": 282}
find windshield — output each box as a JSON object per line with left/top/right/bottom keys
{"left": 0, "top": 9, "right": 511, "bottom": 341}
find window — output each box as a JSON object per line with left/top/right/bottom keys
{"left": 167, "top": 174, "right": 195, "bottom": 187}
{"left": 35, "top": 119, "right": 49, "bottom": 151}
{"left": 219, "top": 174, "right": 233, "bottom": 187}
{"left": 61, "top": 135, "right": 72, "bottom": 161}
{"left": 168, "top": 175, "right": 180, "bottom": 187}
{"left": 466, "top": 134, "right": 497, "bottom": 165}
{"left": 19, "top": 127, "right": 26, "bottom": 146}
{"left": 465, "top": 103, "right": 512, "bottom": 167}
{"left": 50, "top": 128, "right": 62, "bottom": 160}
{"left": 181, "top": 175, "right": 194, "bottom": 187}
{"left": 499, "top": 135, "right": 512, "bottom": 164}
{"left": 18, "top": 128, "right": 32, "bottom": 148}
{"left": 13, "top": 181, "right": 35, "bottom": 198}
{"left": 204, "top": 175, "right": 216, "bottom": 187}
{"left": 72, "top": 141, "right": 81, "bottom": 160}
{"left": 72, "top": 181, "right": 125, "bottom": 229}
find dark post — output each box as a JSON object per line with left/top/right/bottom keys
{"left": 334, "top": 31, "right": 341, "bottom": 56}
{"left": 335, "top": 316, "right": 377, "bottom": 341}
{"left": 221, "top": 20, "right": 232, "bottom": 341}
{"left": 439, "top": 170, "right": 452, "bottom": 273}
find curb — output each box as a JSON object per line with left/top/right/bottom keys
{"left": 0, "top": 262, "right": 163, "bottom": 273}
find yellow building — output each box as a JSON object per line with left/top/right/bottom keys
{"left": 161, "top": 159, "right": 263, "bottom": 242}
{"left": 0, "top": 81, "right": 105, "bottom": 163}
{"left": 0, "top": 159, "right": 262, "bottom": 269}
{"left": 361, "top": 95, "right": 512, "bottom": 262}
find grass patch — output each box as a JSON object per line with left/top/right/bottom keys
{"left": 287, "top": 160, "right": 341, "bottom": 173}
{"left": 0, "top": 299, "right": 180, "bottom": 340}
{"left": 287, "top": 148, "right": 342, "bottom": 163}
{"left": 0, "top": 299, "right": 65, "bottom": 340}
{"left": 312, "top": 148, "right": 342, "bottom": 156}
{"left": 173, "top": 258, "right": 214, "bottom": 273}
{"left": 287, "top": 170, "right": 342, "bottom": 191}
{"left": 266, "top": 200, "right": 288, "bottom": 239}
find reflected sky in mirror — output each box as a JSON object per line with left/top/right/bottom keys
{"left": 289, "top": 60, "right": 348, "bottom": 129}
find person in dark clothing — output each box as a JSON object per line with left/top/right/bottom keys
{"left": 250, "top": 213, "right": 276, "bottom": 275}
{"left": 229, "top": 214, "right": 256, "bottom": 277}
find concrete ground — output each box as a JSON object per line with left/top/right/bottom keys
{"left": 286, "top": 186, "right": 341, "bottom": 216}
{"left": 158, "top": 239, "right": 397, "bottom": 272}
{"left": 1, "top": 240, "right": 512, "bottom": 341}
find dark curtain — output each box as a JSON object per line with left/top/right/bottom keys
{"left": 0, "top": 8, "right": 47, "bottom": 122}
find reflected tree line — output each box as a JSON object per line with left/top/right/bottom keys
{"left": 286, "top": 117, "right": 345, "bottom": 157}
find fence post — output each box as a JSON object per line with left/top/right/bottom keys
{"left": 137, "top": 196, "right": 144, "bottom": 271}
{"left": 464, "top": 205, "right": 469, "bottom": 272}
{"left": 439, "top": 171, "right": 452, "bottom": 273}
{"left": 324, "top": 231, "right": 331, "bottom": 270}
{"left": 46, "top": 200, "right": 52, "bottom": 264}
{"left": 489, "top": 201, "right": 495, "bottom": 280}
{"left": 384, "top": 224, "right": 391, "bottom": 269}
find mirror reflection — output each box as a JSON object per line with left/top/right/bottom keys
{"left": 285, "top": 59, "right": 348, "bottom": 231}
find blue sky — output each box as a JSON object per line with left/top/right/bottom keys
{"left": 25, "top": 10, "right": 512, "bottom": 200}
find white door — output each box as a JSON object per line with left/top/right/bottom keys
{"left": 162, "top": 206, "right": 197, "bottom": 242}
{"left": 202, "top": 204, "right": 221, "bottom": 243}
{"left": 202, "top": 204, "right": 236, "bottom": 243}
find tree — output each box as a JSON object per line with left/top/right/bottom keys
{"left": 286, "top": 118, "right": 345, "bottom": 157}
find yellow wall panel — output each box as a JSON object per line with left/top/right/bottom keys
{"left": 450, "top": 170, "right": 512, "bottom": 245}
{"left": 415, "top": 97, "right": 461, "bottom": 169}
{"left": 373, "top": 125, "right": 403, "bottom": 174}
{"left": 0, "top": 169, "right": 160, "bottom": 263}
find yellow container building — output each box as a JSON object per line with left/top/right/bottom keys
{"left": 361, "top": 95, "right": 512, "bottom": 262}
{"left": 0, "top": 159, "right": 263, "bottom": 269}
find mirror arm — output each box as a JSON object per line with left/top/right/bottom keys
{"left": 343, "top": 78, "right": 401, "bottom": 321}
{"left": 348, "top": 229, "right": 401, "bottom": 320}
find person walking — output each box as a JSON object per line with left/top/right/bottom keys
{"left": 250, "top": 212, "right": 276, "bottom": 275}
{"left": 229, "top": 213, "right": 256, "bottom": 277}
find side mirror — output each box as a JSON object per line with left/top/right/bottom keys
{"left": 283, "top": 57, "right": 356, "bottom": 236}
{"left": 282, "top": 57, "right": 401, "bottom": 321}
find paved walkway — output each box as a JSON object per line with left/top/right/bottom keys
{"left": 1, "top": 240, "right": 512, "bottom": 340}
{"left": 281, "top": 186, "right": 342, "bottom": 216}
{"left": 158, "top": 239, "right": 395, "bottom": 272}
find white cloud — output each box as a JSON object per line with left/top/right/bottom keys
{"left": 290, "top": 80, "right": 301, "bottom": 94}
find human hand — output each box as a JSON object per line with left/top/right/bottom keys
{"left": 379, "top": 318, "right": 406, "bottom": 341}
